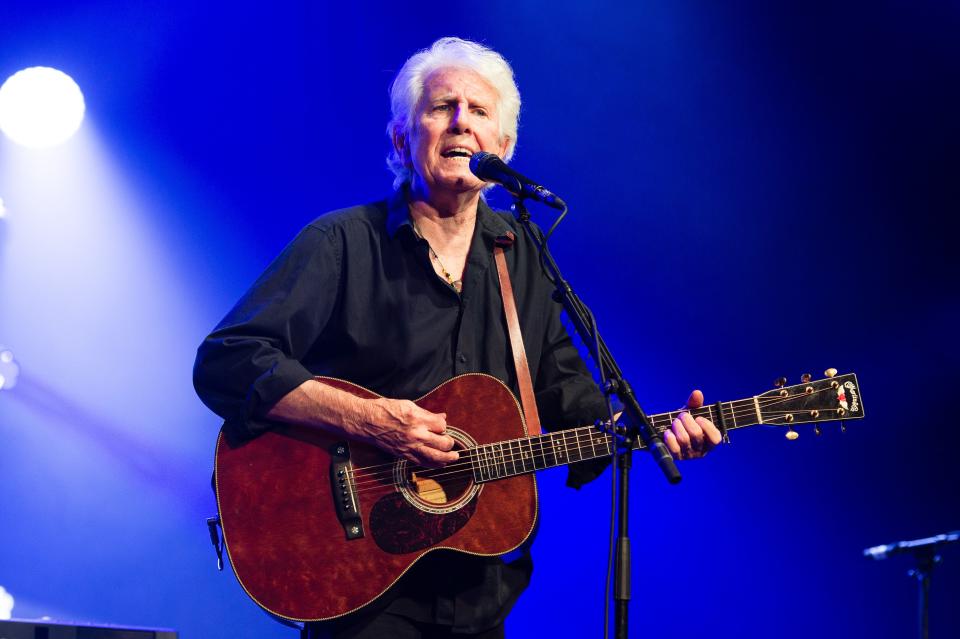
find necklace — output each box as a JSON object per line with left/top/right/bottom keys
{"left": 411, "top": 219, "right": 463, "bottom": 293}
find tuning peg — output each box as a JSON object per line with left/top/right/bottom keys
{"left": 814, "top": 424, "right": 822, "bottom": 436}
{"left": 824, "top": 368, "right": 837, "bottom": 378}
{"left": 801, "top": 373, "right": 812, "bottom": 383}
{"left": 840, "top": 420, "right": 846, "bottom": 434}
{"left": 785, "top": 427, "right": 799, "bottom": 441}
{"left": 774, "top": 376, "right": 787, "bottom": 388}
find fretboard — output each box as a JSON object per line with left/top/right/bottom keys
{"left": 464, "top": 400, "right": 760, "bottom": 483}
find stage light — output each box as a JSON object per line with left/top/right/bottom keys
{"left": 0, "top": 67, "right": 85, "bottom": 148}
{"left": 0, "top": 348, "right": 19, "bottom": 390}
{"left": 0, "top": 585, "right": 12, "bottom": 620}
{"left": 0, "top": 196, "right": 6, "bottom": 218}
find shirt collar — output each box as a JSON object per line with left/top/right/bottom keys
{"left": 385, "top": 186, "right": 514, "bottom": 241}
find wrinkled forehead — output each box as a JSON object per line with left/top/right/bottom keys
{"left": 419, "top": 66, "right": 501, "bottom": 109}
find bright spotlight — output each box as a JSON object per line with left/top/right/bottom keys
{"left": 0, "top": 196, "right": 6, "bottom": 218}
{"left": 0, "top": 348, "right": 19, "bottom": 390}
{"left": 0, "top": 584, "right": 13, "bottom": 620}
{"left": 0, "top": 67, "right": 86, "bottom": 148}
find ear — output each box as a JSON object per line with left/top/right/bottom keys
{"left": 392, "top": 126, "right": 411, "bottom": 167}
{"left": 499, "top": 135, "right": 512, "bottom": 160}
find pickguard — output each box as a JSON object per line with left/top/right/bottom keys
{"left": 369, "top": 492, "right": 479, "bottom": 554}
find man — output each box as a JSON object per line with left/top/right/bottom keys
{"left": 194, "top": 37, "right": 720, "bottom": 638}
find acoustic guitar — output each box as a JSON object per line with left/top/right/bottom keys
{"left": 214, "top": 369, "right": 863, "bottom": 621}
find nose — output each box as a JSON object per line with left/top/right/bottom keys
{"left": 449, "top": 104, "right": 471, "bottom": 134}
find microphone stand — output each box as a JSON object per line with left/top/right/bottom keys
{"left": 510, "top": 198, "right": 681, "bottom": 639}
{"left": 864, "top": 531, "right": 959, "bottom": 639}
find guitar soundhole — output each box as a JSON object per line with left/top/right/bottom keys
{"left": 369, "top": 429, "right": 483, "bottom": 554}
{"left": 393, "top": 428, "right": 482, "bottom": 515}
{"left": 409, "top": 441, "right": 474, "bottom": 505}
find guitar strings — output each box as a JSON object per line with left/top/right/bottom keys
{"left": 342, "top": 387, "right": 835, "bottom": 481}
{"left": 343, "top": 400, "right": 846, "bottom": 492}
{"left": 345, "top": 404, "right": 845, "bottom": 497}
{"left": 343, "top": 407, "right": 821, "bottom": 497}
{"left": 342, "top": 386, "right": 846, "bottom": 489}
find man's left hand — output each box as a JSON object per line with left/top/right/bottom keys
{"left": 663, "top": 390, "right": 722, "bottom": 460}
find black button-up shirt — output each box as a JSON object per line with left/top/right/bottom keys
{"left": 194, "top": 188, "right": 611, "bottom": 631}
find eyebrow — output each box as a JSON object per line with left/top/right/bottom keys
{"left": 428, "top": 94, "right": 492, "bottom": 109}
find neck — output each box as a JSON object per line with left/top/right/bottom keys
{"left": 409, "top": 176, "right": 481, "bottom": 215}
{"left": 407, "top": 180, "right": 481, "bottom": 243}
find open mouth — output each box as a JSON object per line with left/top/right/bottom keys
{"left": 441, "top": 147, "right": 473, "bottom": 159}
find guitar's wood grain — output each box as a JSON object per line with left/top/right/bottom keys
{"left": 214, "top": 373, "right": 537, "bottom": 622}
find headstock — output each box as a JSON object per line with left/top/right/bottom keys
{"left": 756, "top": 368, "right": 864, "bottom": 439}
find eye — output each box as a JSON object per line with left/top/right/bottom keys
{"left": 432, "top": 104, "right": 451, "bottom": 112}
{"left": 472, "top": 108, "right": 488, "bottom": 117}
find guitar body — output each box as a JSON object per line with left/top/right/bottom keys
{"left": 214, "top": 373, "right": 538, "bottom": 622}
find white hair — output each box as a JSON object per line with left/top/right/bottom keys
{"left": 385, "top": 37, "right": 521, "bottom": 189}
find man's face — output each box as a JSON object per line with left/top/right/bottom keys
{"left": 401, "top": 67, "right": 510, "bottom": 197}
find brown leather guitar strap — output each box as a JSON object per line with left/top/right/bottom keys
{"left": 493, "top": 232, "right": 542, "bottom": 436}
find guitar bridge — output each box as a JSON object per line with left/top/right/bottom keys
{"left": 330, "top": 442, "right": 364, "bottom": 540}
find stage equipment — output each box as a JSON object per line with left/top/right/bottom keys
{"left": 469, "top": 152, "right": 566, "bottom": 210}
{"left": 0, "top": 619, "right": 177, "bottom": 638}
{"left": 0, "top": 348, "right": 19, "bottom": 391}
{"left": 0, "top": 67, "right": 85, "bottom": 148}
{"left": 864, "top": 530, "right": 959, "bottom": 639}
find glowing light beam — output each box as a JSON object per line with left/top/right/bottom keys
{"left": 0, "top": 348, "right": 19, "bottom": 390}
{"left": 0, "top": 67, "right": 86, "bottom": 149}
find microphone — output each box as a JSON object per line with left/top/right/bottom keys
{"left": 863, "top": 531, "right": 959, "bottom": 560}
{"left": 469, "top": 152, "right": 566, "bottom": 210}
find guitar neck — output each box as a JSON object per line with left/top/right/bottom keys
{"left": 464, "top": 404, "right": 743, "bottom": 483}
{"left": 464, "top": 371, "right": 863, "bottom": 483}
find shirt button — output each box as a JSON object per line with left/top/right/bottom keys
{"left": 458, "top": 353, "right": 467, "bottom": 363}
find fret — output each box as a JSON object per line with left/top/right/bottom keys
{"left": 469, "top": 448, "right": 481, "bottom": 483}
{"left": 549, "top": 432, "right": 561, "bottom": 468}
{"left": 484, "top": 444, "right": 496, "bottom": 480}
{"left": 717, "top": 402, "right": 737, "bottom": 444}
{"left": 522, "top": 437, "right": 535, "bottom": 472}
{"left": 479, "top": 444, "right": 491, "bottom": 482}
{"left": 474, "top": 445, "right": 485, "bottom": 482}
{"left": 564, "top": 430, "right": 576, "bottom": 463}
{"left": 497, "top": 443, "right": 507, "bottom": 478}
{"left": 530, "top": 434, "right": 545, "bottom": 470}
{"left": 506, "top": 439, "right": 519, "bottom": 477}
{"left": 593, "top": 432, "right": 612, "bottom": 457}
{"left": 542, "top": 433, "right": 558, "bottom": 468}
{"left": 562, "top": 429, "right": 578, "bottom": 463}
{"left": 711, "top": 402, "right": 727, "bottom": 442}
{"left": 726, "top": 401, "right": 737, "bottom": 429}
{"left": 572, "top": 428, "right": 584, "bottom": 462}
{"left": 657, "top": 416, "right": 667, "bottom": 440}
{"left": 586, "top": 428, "right": 598, "bottom": 458}
{"left": 752, "top": 396, "right": 763, "bottom": 424}
{"left": 553, "top": 432, "right": 566, "bottom": 465}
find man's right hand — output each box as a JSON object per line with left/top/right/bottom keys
{"left": 265, "top": 379, "right": 460, "bottom": 468}
{"left": 360, "top": 398, "right": 459, "bottom": 468}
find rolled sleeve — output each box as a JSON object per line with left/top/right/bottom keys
{"left": 193, "top": 223, "right": 341, "bottom": 438}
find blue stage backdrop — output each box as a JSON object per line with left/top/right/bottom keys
{"left": 1, "top": 1, "right": 957, "bottom": 637}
